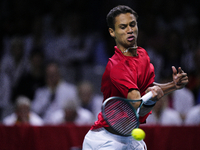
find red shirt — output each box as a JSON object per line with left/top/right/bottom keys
{"left": 91, "top": 46, "right": 155, "bottom": 130}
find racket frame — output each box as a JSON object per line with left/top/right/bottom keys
{"left": 102, "top": 92, "right": 153, "bottom": 136}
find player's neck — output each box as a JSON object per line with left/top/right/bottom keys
{"left": 128, "top": 48, "right": 138, "bottom": 57}
{"left": 120, "top": 47, "right": 138, "bottom": 57}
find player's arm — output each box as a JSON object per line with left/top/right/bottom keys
{"left": 127, "top": 86, "right": 164, "bottom": 117}
{"left": 153, "top": 66, "right": 188, "bottom": 95}
{"left": 127, "top": 89, "right": 141, "bottom": 109}
{"left": 139, "top": 66, "right": 189, "bottom": 117}
{"left": 138, "top": 86, "right": 164, "bottom": 117}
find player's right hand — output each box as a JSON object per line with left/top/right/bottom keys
{"left": 145, "top": 86, "right": 164, "bottom": 101}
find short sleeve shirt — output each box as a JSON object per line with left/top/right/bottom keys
{"left": 91, "top": 46, "right": 155, "bottom": 130}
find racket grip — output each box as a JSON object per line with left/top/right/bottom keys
{"left": 142, "top": 91, "right": 153, "bottom": 102}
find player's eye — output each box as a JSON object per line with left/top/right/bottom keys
{"left": 120, "top": 25, "right": 126, "bottom": 29}
{"left": 130, "top": 21, "right": 137, "bottom": 27}
{"left": 130, "top": 22, "right": 136, "bottom": 27}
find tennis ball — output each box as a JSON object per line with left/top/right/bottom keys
{"left": 131, "top": 128, "right": 145, "bottom": 141}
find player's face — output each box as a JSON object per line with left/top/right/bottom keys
{"left": 109, "top": 13, "right": 138, "bottom": 50}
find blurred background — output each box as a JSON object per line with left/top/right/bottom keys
{"left": 0, "top": 1, "right": 200, "bottom": 150}
{"left": 0, "top": 0, "right": 200, "bottom": 127}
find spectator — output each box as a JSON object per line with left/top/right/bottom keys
{"left": 186, "top": 48, "right": 200, "bottom": 104}
{"left": 144, "top": 96, "right": 182, "bottom": 126}
{"left": 31, "top": 61, "right": 78, "bottom": 124}
{"left": 159, "top": 76, "right": 195, "bottom": 122}
{"left": 77, "top": 81, "right": 103, "bottom": 119}
{"left": 1, "top": 37, "right": 29, "bottom": 104}
{"left": 1, "top": 37, "right": 28, "bottom": 86}
{"left": 184, "top": 104, "right": 200, "bottom": 126}
{"left": 48, "top": 99, "right": 94, "bottom": 126}
{"left": 44, "top": 12, "right": 95, "bottom": 83}
{"left": 170, "top": 87, "right": 195, "bottom": 121}
{"left": 11, "top": 48, "right": 46, "bottom": 101}
{"left": 3, "top": 96, "right": 43, "bottom": 126}
{"left": 0, "top": 61, "right": 12, "bottom": 121}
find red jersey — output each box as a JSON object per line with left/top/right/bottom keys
{"left": 91, "top": 46, "right": 155, "bottom": 130}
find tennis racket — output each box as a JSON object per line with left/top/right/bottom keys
{"left": 102, "top": 91, "right": 153, "bottom": 136}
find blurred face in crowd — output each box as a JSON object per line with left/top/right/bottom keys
{"left": 64, "top": 109, "right": 77, "bottom": 123}
{"left": 109, "top": 13, "right": 138, "bottom": 51}
{"left": 63, "top": 100, "right": 78, "bottom": 123}
{"left": 46, "top": 63, "right": 60, "bottom": 89}
{"left": 31, "top": 53, "right": 44, "bottom": 69}
{"left": 78, "top": 82, "right": 93, "bottom": 105}
{"left": 16, "top": 104, "right": 30, "bottom": 123}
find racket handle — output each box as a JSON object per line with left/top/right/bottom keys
{"left": 142, "top": 91, "right": 153, "bottom": 102}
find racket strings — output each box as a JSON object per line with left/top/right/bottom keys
{"left": 104, "top": 99, "right": 139, "bottom": 135}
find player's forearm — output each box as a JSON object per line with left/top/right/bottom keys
{"left": 127, "top": 89, "right": 142, "bottom": 109}
{"left": 139, "top": 82, "right": 177, "bottom": 116}
{"left": 153, "top": 81, "right": 177, "bottom": 96}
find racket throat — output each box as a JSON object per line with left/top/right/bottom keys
{"left": 130, "top": 101, "right": 142, "bottom": 114}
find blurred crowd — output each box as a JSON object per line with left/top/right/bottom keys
{"left": 0, "top": 0, "right": 200, "bottom": 126}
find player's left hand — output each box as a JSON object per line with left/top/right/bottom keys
{"left": 172, "top": 66, "right": 188, "bottom": 89}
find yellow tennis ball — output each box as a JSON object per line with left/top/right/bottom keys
{"left": 131, "top": 128, "right": 145, "bottom": 141}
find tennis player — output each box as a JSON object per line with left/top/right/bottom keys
{"left": 83, "top": 5, "right": 188, "bottom": 150}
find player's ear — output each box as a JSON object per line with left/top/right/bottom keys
{"left": 109, "top": 28, "right": 115, "bottom": 38}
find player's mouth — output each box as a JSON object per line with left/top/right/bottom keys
{"left": 127, "top": 35, "right": 135, "bottom": 42}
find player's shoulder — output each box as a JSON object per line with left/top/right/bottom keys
{"left": 137, "top": 46, "right": 149, "bottom": 56}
